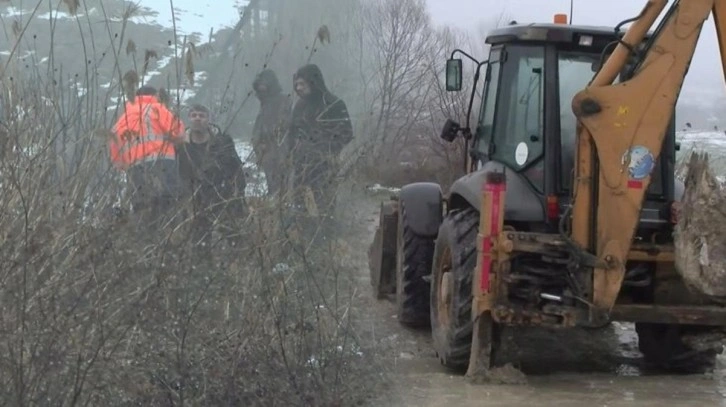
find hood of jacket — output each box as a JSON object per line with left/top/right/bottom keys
{"left": 253, "top": 69, "right": 283, "bottom": 100}
{"left": 294, "top": 64, "right": 333, "bottom": 101}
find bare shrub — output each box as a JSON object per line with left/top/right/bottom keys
{"left": 0, "top": 2, "right": 385, "bottom": 405}
{"left": 350, "top": 0, "right": 501, "bottom": 191}
{"left": 0, "top": 81, "right": 381, "bottom": 405}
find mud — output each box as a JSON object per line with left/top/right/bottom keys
{"left": 471, "top": 363, "right": 528, "bottom": 385}
{"left": 337, "top": 181, "right": 726, "bottom": 407}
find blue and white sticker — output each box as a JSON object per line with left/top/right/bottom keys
{"left": 623, "top": 145, "right": 655, "bottom": 180}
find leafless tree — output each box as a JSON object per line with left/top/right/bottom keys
{"left": 361, "top": 0, "right": 437, "bottom": 149}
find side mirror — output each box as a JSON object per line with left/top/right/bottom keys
{"left": 440, "top": 118, "right": 461, "bottom": 142}
{"left": 445, "top": 59, "right": 463, "bottom": 91}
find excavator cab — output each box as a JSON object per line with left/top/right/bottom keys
{"left": 443, "top": 22, "right": 679, "bottom": 233}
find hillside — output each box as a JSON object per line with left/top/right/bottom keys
{"left": 0, "top": 1, "right": 244, "bottom": 128}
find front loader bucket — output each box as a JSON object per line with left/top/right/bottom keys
{"left": 368, "top": 200, "right": 399, "bottom": 299}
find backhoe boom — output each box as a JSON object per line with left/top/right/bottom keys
{"left": 570, "top": 0, "right": 725, "bottom": 319}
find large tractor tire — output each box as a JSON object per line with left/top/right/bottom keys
{"left": 430, "top": 207, "right": 480, "bottom": 371}
{"left": 395, "top": 200, "right": 435, "bottom": 327}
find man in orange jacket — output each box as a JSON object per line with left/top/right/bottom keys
{"left": 109, "top": 86, "right": 186, "bottom": 230}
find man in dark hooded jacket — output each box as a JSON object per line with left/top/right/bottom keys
{"left": 176, "top": 104, "right": 248, "bottom": 256}
{"left": 288, "top": 64, "right": 353, "bottom": 220}
{"left": 251, "top": 69, "right": 292, "bottom": 198}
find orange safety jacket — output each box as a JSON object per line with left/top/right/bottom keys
{"left": 109, "top": 95, "right": 186, "bottom": 170}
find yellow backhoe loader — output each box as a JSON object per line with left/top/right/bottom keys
{"left": 368, "top": 0, "right": 726, "bottom": 375}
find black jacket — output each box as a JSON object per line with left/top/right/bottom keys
{"left": 251, "top": 69, "right": 292, "bottom": 169}
{"left": 288, "top": 64, "right": 353, "bottom": 170}
{"left": 176, "top": 124, "right": 246, "bottom": 201}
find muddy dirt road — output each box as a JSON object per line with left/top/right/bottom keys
{"left": 339, "top": 182, "right": 726, "bottom": 407}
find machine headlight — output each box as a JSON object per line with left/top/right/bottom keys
{"left": 579, "top": 35, "right": 594, "bottom": 46}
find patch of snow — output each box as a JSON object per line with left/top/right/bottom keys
{"left": 0, "top": 50, "right": 35, "bottom": 59}
{"left": 272, "top": 262, "right": 293, "bottom": 275}
{"left": 4, "top": 6, "right": 27, "bottom": 17}
{"left": 234, "top": 140, "right": 267, "bottom": 197}
{"left": 37, "top": 11, "right": 76, "bottom": 20}
{"left": 677, "top": 130, "right": 726, "bottom": 149}
{"left": 366, "top": 183, "right": 400, "bottom": 194}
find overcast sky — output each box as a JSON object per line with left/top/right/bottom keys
{"left": 139, "top": 0, "right": 723, "bottom": 91}
{"left": 429, "top": 0, "right": 723, "bottom": 91}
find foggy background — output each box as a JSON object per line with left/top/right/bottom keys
{"left": 133, "top": 0, "right": 726, "bottom": 131}
{"left": 1, "top": 0, "right": 722, "bottom": 137}
{"left": 147, "top": 0, "right": 726, "bottom": 131}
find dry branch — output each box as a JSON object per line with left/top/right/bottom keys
{"left": 122, "top": 69, "right": 139, "bottom": 102}
{"left": 142, "top": 49, "right": 158, "bottom": 76}
{"left": 185, "top": 43, "right": 195, "bottom": 86}
{"left": 126, "top": 39, "right": 136, "bottom": 56}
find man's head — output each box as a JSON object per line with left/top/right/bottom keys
{"left": 293, "top": 64, "right": 328, "bottom": 100}
{"left": 294, "top": 76, "right": 311, "bottom": 98}
{"left": 253, "top": 69, "right": 282, "bottom": 101}
{"left": 136, "top": 85, "right": 157, "bottom": 97}
{"left": 188, "top": 104, "right": 210, "bottom": 132}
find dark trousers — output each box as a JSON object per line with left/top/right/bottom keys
{"left": 188, "top": 185, "right": 249, "bottom": 258}
{"left": 293, "top": 160, "right": 337, "bottom": 215}
{"left": 126, "top": 158, "right": 183, "bottom": 233}
{"left": 288, "top": 160, "right": 339, "bottom": 243}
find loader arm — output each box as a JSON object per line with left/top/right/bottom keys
{"left": 569, "top": 0, "right": 726, "bottom": 316}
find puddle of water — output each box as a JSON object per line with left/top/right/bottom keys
{"left": 375, "top": 372, "right": 726, "bottom": 407}
{"left": 367, "top": 320, "right": 726, "bottom": 406}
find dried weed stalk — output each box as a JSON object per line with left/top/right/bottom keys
{"left": 142, "top": 49, "right": 158, "bottom": 76}
{"left": 126, "top": 39, "right": 137, "bottom": 55}
{"left": 122, "top": 1, "right": 141, "bottom": 21}
{"left": 63, "top": 0, "right": 80, "bottom": 16}
{"left": 11, "top": 19, "right": 21, "bottom": 38}
{"left": 122, "top": 69, "right": 139, "bottom": 102}
{"left": 185, "top": 42, "right": 195, "bottom": 86}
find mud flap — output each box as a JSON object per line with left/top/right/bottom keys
{"left": 466, "top": 312, "right": 496, "bottom": 378}
{"left": 467, "top": 172, "right": 507, "bottom": 378}
{"left": 369, "top": 200, "right": 398, "bottom": 298}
